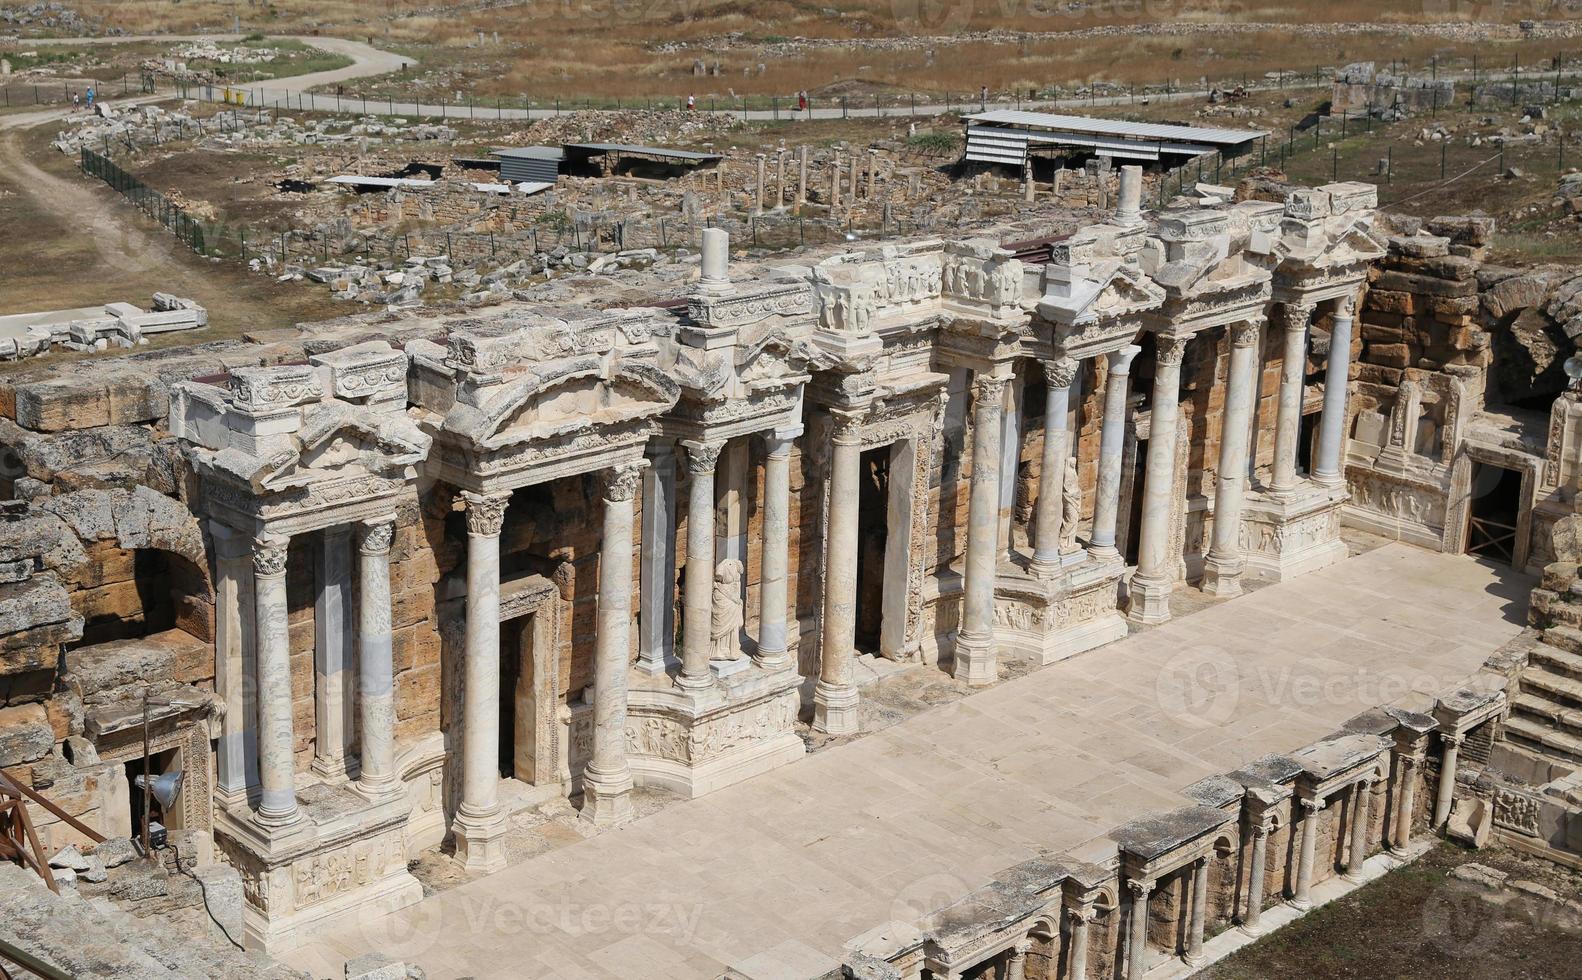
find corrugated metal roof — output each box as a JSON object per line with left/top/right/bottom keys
{"left": 492, "top": 146, "right": 566, "bottom": 160}
{"left": 563, "top": 142, "right": 723, "bottom": 161}
{"left": 965, "top": 110, "right": 1265, "bottom": 147}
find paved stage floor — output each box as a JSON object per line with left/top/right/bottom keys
{"left": 288, "top": 543, "right": 1531, "bottom": 979}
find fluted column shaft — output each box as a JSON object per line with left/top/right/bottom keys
{"left": 1293, "top": 796, "right": 1324, "bottom": 909}
{"left": 756, "top": 431, "right": 796, "bottom": 670}
{"left": 956, "top": 372, "right": 1008, "bottom": 687}
{"left": 679, "top": 440, "right": 723, "bottom": 691}
{"left": 1272, "top": 302, "right": 1314, "bottom": 494}
{"left": 1091, "top": 345, "right": 1141, "bottom": 561}
{"left": 1203, "top": 321, "right": 1262, "bottom": 598}
{"left": 1313, "top": 297, "right": 1357, "bottom": 487}
{"left": 252, "top": 535, "right": 298, "bottom": 828}
{"left": 583, "top": 465, "right": 641, "bottom": 828}
{"left": 1346, "top": 778, "right": 1373, "bottom": 881}
{"left": 1242, "top": 823, "right": 1270, "bottom": 933}
{"left": 1129, "top": 335, "right": 1188, "bottom": 623}
{"left": 1005, "top": 942, "right": 1029, "bottom": 980}
{"left": 1394, "top": 753, "right": 1423, "bottom": 849}
{"left": 355, "top": 517, "right": 398, "bottom": 797}
{"left": 1032, "top": 358, "right": 1076, "bottom": 574}
{"left": 814, "top": 411, "right": 863, "bottom": 735}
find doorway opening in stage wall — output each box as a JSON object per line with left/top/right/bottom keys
{"left": 1125, "top": 435, "right": 1148, "bottom": 566}
{"left": 1466, "top": 463, "right": 1522, "bottom": 565}
{"left": 498, "top": 612, "right": 539, "bottom": 784}
{"left": 1298, "top": 408, "right": 1320, "bottom": 478}
{"left": 855, "top": 446, "right": 891, "bottom": 655}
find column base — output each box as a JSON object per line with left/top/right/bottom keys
{"left": 813, "top": 679, "right": 860, "bottom": 736}
{"left": 1125, "top": 574, "right": 1173, "bottom": 625}
{"left": 1200, "top": 554, "right": 1244, "bottom": 598}
{"left": 1238, "top": 920, "right": 1264, "bottom": 938}
{"left": 452, "top": 802, "right": 511, "bottom": 874}
{"left": 580, "top": 766, "right": 635, "bottom": 829}
{"left": 952, "top": 631, "right": 999, "bottom": 687}
{"left": 309, "top": 755, "right": 355, "bottom": 783}
{"left": 1289, "top": 894, "right": 1313, "bottom": 912}
{"left": 674, "top": 671, "right": 717, "bottom": 693}
{"left": 634, "top": 653, "right": 681, "bottom": 677}
{"left": 351, "top": 775, "right": 404, "bottom": 803}
{"left": 1184, "top": 953, "right": 1207, "bottom": 969}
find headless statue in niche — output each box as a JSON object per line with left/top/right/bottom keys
{"left": 711, "top": 559, "right": 745, "bottom": 661}
{"left": 1058, "top": 456, "right": 1081, "bottom": 555}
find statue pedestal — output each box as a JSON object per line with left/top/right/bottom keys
{"left": 1240, "top": 481, "right": 1349, "bottom": 582}
{"left": 992, "top": 553, "right": 1128, "bottom": 665}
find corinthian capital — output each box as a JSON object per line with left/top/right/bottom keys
{"left": 357, "top": 517, "right": 396, "bottom": 556}
{"left": 602, "top": 463, "right": 644, "bottom": 503}
{"left": 461, "top": 490, "right": 510, "bottom": 537}
{"left": 971, "top": 372, "right": 1009, "bottom": 405}
{"left": 1043, "top": 356, "right": 1079, "bottom": 390}
{"left": 681, "top": 439, "right": 725, "bottom": 476}
{"left": 1156, "top": 334, "right": 1189, "bottom": 366}
{"left": 252, "top": 535, "right": 290, "bottom": 577}
{"left": 1230, "top": 320, "right": 1262, "bottom": 349}
{"left": 1280, "top": 301, "right": 1317, "bottom": 333}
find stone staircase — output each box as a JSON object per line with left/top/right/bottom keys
{"left": 0, "top": 862, "right": 303, "bottom": 980}
{"left": 1509, "top": 572, "right": 1582, "bottom": 765}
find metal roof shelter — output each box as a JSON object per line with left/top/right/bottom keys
{"left": 562, "top": 142, "right": 723, "bottom": 178}
{"left": 963, "top": 110, "right": 1266, "bottom": 169}
{"left": 492, "top": 146, "right": 565, "bottom": 184}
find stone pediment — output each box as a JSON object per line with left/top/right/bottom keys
{"left": 253, "top": 403, "right": 430, "bottom": 493}
{"left": 1037, "top": 260, "right": 1165, "bottom": 329}
{"left": 442, "top": 354, "right": 680, "bottom": 449}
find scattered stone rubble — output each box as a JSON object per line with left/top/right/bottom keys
{"left": 169, "top": 39, "right": 281, "bottom": 66}
{"left": 54, "top": 105, "right": 457, "bottom": 155}
{"left": 1332, "top": 61, "right": 1456, "bottom": 116}
{"left": 0, "top": 1, "right": 91, "bottom": 33}
{"left": 0, "top": 294, "right": 207, "bottom": 360}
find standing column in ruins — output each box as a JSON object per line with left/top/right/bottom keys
{"left": 1271, "top": 301, "right": 1315, "bottom": 494}
{"left": 1090, "top": 345, "right": 1141, "bottom": 562}
{"left": 1434, "top": 732, "right": 1463, "bottom": 828}
{"left": 1031, "top": 357, "right": 1077, "bottom": 576}
{"left": 797, "top": 145, "right": 809, "bottom": 205}
{"left": 1312, "top": 295, "right": 1357, "bottom": 488}
{"left": 637, "top": 440, "right": 679, "bottom": 675}
{"left": 253, "top": 535, "right": 298, "bottom": 828}
{"left": 956, "top": 372, "right": 1009, "bottom": 687}
{"left": 815, "top": 409, "right": 864, "bottom": 735}
{"left": 1241, "top": 822, "right": 1271, "bottom": 934}
{"left": 1066, "top": 904, "right": 1093, "bottom": 980}
{"left": 776, "top": 147, "right": 787, "bottom": 209}
{"left": 312, "top": 526, "right": 354, "bottom": 780}
{"left": 1023, "top": 157, "right": 1035, "bottom": 203}
{"left": 1114, "top": 165, "right": 1143, "bottom": 226}
{"left": 455, "top": 490, "right": 510, "bottom": 872}
{"left": 1393, "top": 746, "right": 1425, "bottom": 850}
{"left": 1202, "top": 320, "right": 1262, "bottom": 598}
{"left": 212, "top": 525, "right": 254, "bottom": 807}
{"left": 1292, "top": 796, "right": 1325, "bottom": 910}
{"left": 1005, "top": 942, "right": 1030, "bottom": 980}
{"left": 1125, "top": 878, "right": 1153, "bottom": 980}
{"left": 756, "top": 429, "right": 798, "bottom": 671}
{"left": 583, "top": 464, "right": 641, "bottom": 828}
{"left": 754, "top": 153, "right": 766, "bottom": 214}
{"left": 849, "top": 150, "right": 860, "bottom": 199}
{"left": 1127, "top": 334, "right": 1189, "bottom": 624}
{"left": 867, "top": 149, "right": 878, "bottom": 198}
{"left": 679, "top": 440, "right": 724, "bottom": 691}
{"left": 831, "top": 151, "right": 842, "bottom": 207}
{"left": 354, "top": 517, "right": 399, "bottom": 798}
{"left": 1345, "top": 777, "right": 1374, "bottom": 881}
{"left": 1185, "top": 856, "right": 1209, "bottom": 967}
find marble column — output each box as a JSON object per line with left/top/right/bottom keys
{"left": 1128, "top": 334, "right": 1189, "bottom": 624}
{"left": 1292, "top": 796, "right": 1324, "bottom": 910}
{"left": 814, "top": 410, "right": 863, "bottom": 735}
{"left": 1271, "top": 301, "right": 1315, "bottom": 495}
{"left": 776, "top": 148, "right": 787, "bottom": 208}
{"left": 1185, "top": 857, "right": 1209, "bottom": 966}
{"left": 1394, "top": 751, "right": 1423, "bottom": 850}
{"left": 455, "top": 490, "right": 510, "bottom": 873}
{"left": 1125, "top": 877, "right": 1153, "bottom": 980}
{"left": 312, "top": 526, "right": 354, "bottom": 781}
{"left": 754, "top": 153, "right": 766, "bottom": 214}
{"left": 679, "top": 440, "right": 723, "bottom": 691}
{"left": 1202, "top": 321, "right": 1262, "bottom": 598}
{"left": 1032, "top": 358, "right": 1077, "bottom": 576}
{"left": 756, "top": 429, "right": 797, "bottom": 671}
{"left": 1005, "top": 940, "right": 1030, "bottom": 980}
{"left": 252, "top": 534, "right": 298, "bottom": 829}
{"left": 831, "top": 151, "right": 841, "bottom": 207}
{"left": 1312, "top": 296, "right": 1357, "bottom": 488}
{"left": 1345, "top": 778, "right": 1373, "bottom": 881}
{"left": 1066, "top": 905, "right": 1093, "bottom": 980}
{"left": 637, "top": 441, "right": 678, "bottom": 676}
{"left": 1090, "top": 345, "right": 1140, "bottom": 562}
{"left": 354, "top": 517, "right": 398, "bottom": 798}
{"left": 1241, "top": 823, "right": 1270, "bottom": 934}
{"left": 1433, "top": 733, "right": 1463, "bottom": 828}
{"left": 798, "top": 144, "right": 809, "bottom": 205}
{"left": 956, "top": 372, "right": 1008, "bottom": 687}
{"left": 212, "top": 525, "right": 256, "bottom": 807}
{"left": 849, "top": 151, "right": 860, "bottom": 198}
{"left": 583, "top": 464, "right": 641, "bottom": 829}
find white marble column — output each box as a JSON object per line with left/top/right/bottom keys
{"left": 1128, "top": 334, "right": 1189, "bottom": 624}
{"left": 956, "top": 372, "right": 1009, "bottom": 687}
{"left": 1185, "top": 856, "right": 1209, "bottom": 966}
{"left": 637, "top": 441, "right": 679, "bottom": 676}
{"left": 1345, "top": 778, "right": 1373, "bottom": 881}
{"left": 1125, "top": 877, "right": 1153, "bottom": 980}
{"left": 1393, "top": 750, "right": 1424, "bottom": 850}
{"left": 1292, "top": 796, "right": 1324, "bottom": 910}
{"left": 1202, "top": 320, "right": 1262, "bottom": 598}
{"left": 1005, "top": 940, "right": 1030, "bottom": 980}
{"left": 1433, "top": 733, "right": 1463, "bottom": 828}
{"left": 756, "top": 429, "right": 797, "bottom": 671}
{"left": 679, "top": 439, "right": 723, "bottom": 691}
{"left": 1090, "top": 345, "right": 1141, "bottom": 562}
{"left": 1241, "top": 823, "right": 1270, "bottom": 934}
{"left": 1066, "top": 905, "right": 1093, "bottom": 980}
{"left": 1271, "top": 301, "right": 1315, "bottom": 494}
{"left": 1312, "top": 296, "right": 1357, "bottom": 488}
{"left": 312, "top": 525, "right": 355, "bottom": 780}
{"left": 1032, "top": 357, "right": 1077, "bottom": 576}
{"left": 252, "top": 534, "right": 298, "bottom": 829}
{"left": 583, "top": 464, "right": 641, "bottom": 829}
{"left": 814, "top": 410, "right": 863, "bottom": 735}
{"left": 354, "top": 517, "right": 398, "bottom": 798}
{"left": 798, "top": 144, "right": 809, "bottom": 204}
{"left": 212, "top": 525, "right": 256, "bottom": 807}
{"left": 455, "top": 490, "right": 509, "bottom": 873}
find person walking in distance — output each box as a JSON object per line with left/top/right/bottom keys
{"left": 687, "top": 94, "right": 696, "bottom": 111}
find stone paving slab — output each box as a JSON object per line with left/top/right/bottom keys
{"left": 286, "top": 543, "right": 1530, "bottom": 979}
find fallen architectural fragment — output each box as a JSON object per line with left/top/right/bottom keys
{"left": 0, "top": 293, "right": 207, "bottom": 359}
